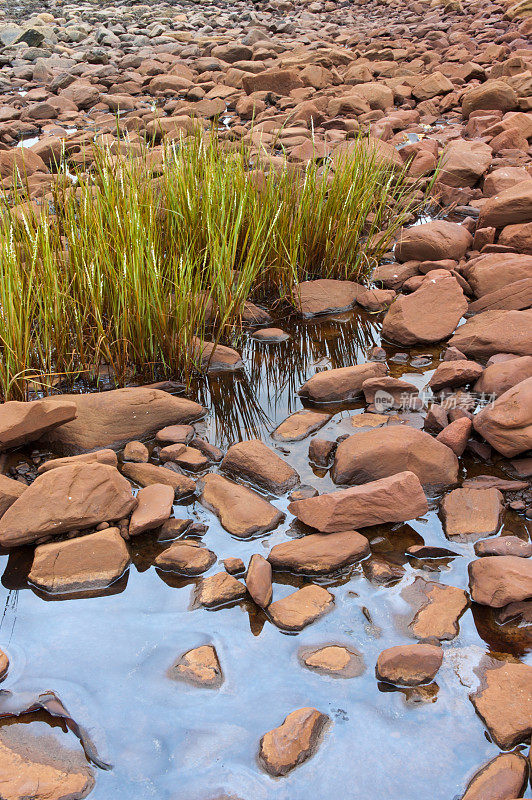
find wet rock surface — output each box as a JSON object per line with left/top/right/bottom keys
{"left": 258, "top": 707, "right": 329, "bottom": 776}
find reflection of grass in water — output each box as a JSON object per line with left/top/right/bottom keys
{"left": 0, "top": 131, "right": 428, "bottom": 401}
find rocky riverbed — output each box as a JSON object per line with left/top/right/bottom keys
{"left": 0, "top": 0, "right": 531, "bottom": 797}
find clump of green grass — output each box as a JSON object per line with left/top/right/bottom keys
{"left": 0, "top": 131, "right": 428, "bottom": 400}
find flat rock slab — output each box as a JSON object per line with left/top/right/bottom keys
{"left": 298, "top": 362, "right": 387, "bottom": 403}
{"left": 0, "top": 397, "right": 77, "bottom": 451}
{"left": 0, "top": 463, "right": 136, "bottom": 548}
{"left": 28, "top": 528, "right": 130, "bottom": 594}
{"left": 168, "top": 645, "right": 223, "bottom": 688}
{"left": 402, "top": 577, "right": 469, "bottom": 641}
{"left": 221, "top": 439, "right": 299, "bottom": 494}
{"left": 460, "top": 752, "right": 529, "bottom": 800}
{"left": 197, "top": 572, "right": 246, "bottom": 608}
{"left": 268, "top": 530, "right": 369, "bottom": 574}
{"left": 299, "top": 645, "right": 365, "bottom": 678}
{"left": 37, "top": 450, "right": 118, "bottom": 474}
{"left": 332, "top": 426, "right": 458, "bottom": 488}
{"left": 470, "top": 657, "right": 532, "bottom": 749}
{"left": 129, "top": 483, "right": 174, "bottom": 536}
{"left": 449, "top": 309, "right": 532, "bottom": 358}
{"left": 376, "top": 644, "right": 443, "bottom": 686}
{"left": 121, "top": 462, "right": 195, "bottom": 499}
{"left": 155, "top": 541, "right": 216, "bottom": 575}
{"left": 268, "top": 584, "right": 334, "bottom": 631}
{"left": 468, "top": 556, "right": 532, "bottom": 607}
{"left": 245, "top": 554, "right": 272, "bottom": 608}
{"left": 42, "top": 388, "right": 204, "bottom": 454}
{"left": 271, "top": 410, "right": 332, "bottom": 441}
{"left": 292, "top": 279, "right": 362, "bottom": 317}
{"left": 258, "top": 707, "right": 329, "bottom": 777}
{"left": 440, "top": 487, "right": 503, "bottom": 541}
{"left": 474, "top": 535, "right": 532, "bottom": 558}
{"left": 199, "top": 473, "right": 284, "bottom": 538}
{"left": 289, "top": 472, "right": 428, "bottom": 532}
{"left": 473, "top": 376, "right": 532, "bottom": 457}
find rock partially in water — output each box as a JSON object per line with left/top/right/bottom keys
{"left": 0, "top": 463, "right": 136, "bottom": 548}
{"left": 168, "top": 645, "right": 223, "bottom": 688}
{"left": 376, "top": 643, "right": 443, "bottom": 686}
{"left": 223, "top": 557, "right": 245, "bottom": 575}
{"left": 221, "top": 439, "right": 299, "bottom": 494}
{"left": 332, "top": 427, "right": 458, "bottom": 488}
{"left": 470, "top": 657, "right": 532, "bottom": 749}
{"left": 289, "top": 472, "right": 428, "bottom": 532}
{"left": 449, "top": 309, "right": 532, "bottom": 359}
{"left": 128, "top": 484, "right": 174, "bottom": 537}
{"left": 258, "top": 707, "right": 329, "bottom": 776}
{"left": 292, "top": 278, "right": 362, "bottom": 317}
{"left": 460, "top": 751, "right": 528, "bottom": 800}
{"left": 268, "top": 585, "right": 334, "bottom": 631}
{"left": 298, "top": 362, "right": 387, "bottom": 403}
{"left": 0, "top": 474, "right": 26, "bottom": 518}
{"left": 268, "top": 530, "right": 369, "bottom": 575}
{"left": 121, "top": 462, "right": 195, "bottom": 499}
{"left": 199, "top": 473, "right": 284, "bottom": 538}
{"left": 194, "top": 339, "right": 244, "bottom": 372}
{"left": 395, "top": 221, "right": 473, "bottom": 263}
{"left": 403, "top": 577, "right": 469, "bottom": 641}
{"left": 0, "top": 648, "right": 9, "bottom": 681}
{"left": 252, "top": 328, "right": 290, "bottom": 342}
{"left": 37, "top": 450, "right": 118, "bottom": 474}
{"left": 473, "top": 376, "right": 532, "bottom": 457}
{"left": 474, "top": 536, "right": 532, "bottom": 558}
{"left": 440, "top": 488, "right": 503, "bottom": 541}
{"left": 160, "top": 445, "right": 209, "bottom": 472}
{"left": 155, "top": 540, "right": 216, "bottom": 575}
{"left": 468, "top": 556, "right": 532, "bottom": 607}
{"left": 272, "top": 409, "right": 332, "bottom": 442}
{"left": 245, "top": 554, "right": 272, "bottom": 608}
{"left": 362, "top": 376, "right": 418, "bottom": 408}
{"left": 300, "top": 645, "right": 365, "bottom": 678}
{"left": 122, "top": 440, "right": 149, "bottom": 463}
{"left": 435, "top": 417, "right": 472, "bottom": 456}
{"left": 155, "top": 424, "right": 194, "bottom": 444}
{"left": 0, "top": 397, "right": 77, "bottom": 451}
{"left": 28, "top": 528, "right": 130, "bottom": 594}
{"left": 197, "top": 572, "right": 247, "bottom": 608}
{"left": 428, "top": 360, "right": 484, "bottom": 392}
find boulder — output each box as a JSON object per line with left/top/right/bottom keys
{"left": 449, "top": 310, "right": 532, "bottom": 358}
{"left": 155, "top": 540, "right": 216, "bottom": 575}
{"left": 0, "top": 398, "right": 77, "bottom": 450}
{"left": 272, "top": 410, "right": 332, "bottom": 441}
{"left": 474, "top": 355, "right": 532, "bottom": 397}
{"left": 474, "top": 536, "right": 532, "bottom": 557}
{"left": 37, "top": 450, "right": 117, "bottom": 474}
{"left": 473, "top": 377, "right": 532, "bottom": 456}
{"left": 468, "top": 556, "right": 532, "bottom": 607}
{"left": 428, "top": 361, "right": 483, "bottom": 391}
{"left": 43, "top": 388, "right": 203, "bottom": 454}
{"left": 395, "top": 221, "right": 473, "bottom": 263}
{"left": 441, "top": 488, "right": 503, "bottom": 540}
{"left": 197, "top": 571, "right": 247, "bottom": 607}
{"left": 193, "top": 339, "right": 243, "bottom": 372}
{"left": 199, "top": 474, "right": 284, "bottom": 537}
{"left": 402, "top": 577, "right": 469, "bottom": 640}
{"left": 332, "top": 426, "right": 458, "bottom": 487}
{"left": 462, "top": 80, "right": 518, "bottom": 117}
{"left": 298, "top": 362, "right": 387, "bottom": 403}
{"left": 499, "top": 220, "right": 532, "bottom": 255}
{"left": 300, "top": 645, "right": 365, "bottom": 678}
{"left": 362, "top": 376, "right": 418, "bottom": 408}
{"left": 468, "top": 279, "right": 532, "bottom": 314}
{"left": 128, "top": 484, "right": 174, "bottom": 536}
{"left": 382, "top": 276, "right": 468, "bottom": 345}
{"left": 122, "top": 440, "right": 149, "bottom": 463}
{"left": 0, "top": 474, "right": 26, "bottom": 518}
{"left": 268, "top": 530, "right": 369, "bottom": 574}
{"left": 0, "top": 464, "right": 136, "bottom": 547}
{"left": 436, "top": 417, "right": 472, "bottom": 456}
{"left": 463, "top": 253, "right": 532, "bottom": 297}
{"left": 478, "top": 180, "right": 532, "bottom": 229}
{"left": 121, "top": 462, "right": 195, "bottom": 499}
{"left": 288, "top": 471, "right": 428, "bottom": 532}
{"left": 242, "top": 68, "right": 303, "bottom": 95}
{"left": 470, "top": 657, "right": 532, "bottom": 749}
{"left": 412, "top": 71, "right": 453, "bottom": 100}
{"left": 376, "top": 644, "right": 443, "bottom": 686}
{"left": 439, "top": 140, "right": 492, "bottom": 188}
{"left": 268, "top": 585, "right": 334, "bottom": 631}
{"left": 221, "top": 439, "right": 299, "bottom": 494}
{"left": 0, "top": 147, "right": 48, "bottom": 179}
{"left": 245, "top": 554, "right": 272, "bottom": 608}
{"left": 28, "top": 528, "right": 130, "bottom": 594}
{"left": 258, "top": 707, "right": 329, "bottom": 777}
{"left": 292, "top": 279, "right": 362, "bottom": 317}
{"left": 460, "top": 752, "right": 528, "bottom": 800}
{"left": 168, "top": 645, "right": 223, "bottom": 688}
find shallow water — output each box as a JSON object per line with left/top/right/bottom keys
{"left": 0, "top": 306, "right": 530, "bottom": 800}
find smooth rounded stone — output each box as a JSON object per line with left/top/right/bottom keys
{"left": 376, "top": 644, "right": 443, "bottom": 687}
{"left": 428, "top": 360, "right": 483, "bottom": 392}
{"left": 460, "top": 751, "right": 529, "bottom": 800}
{"left": 0, "top": 474, "right": 26, "bottom": 518}
{"left": 475, "top": 536, "right": 532, "bottom": 558}
{"left": 0, "top": 463, "right": 136, "bottom": 548}
{"left": 332, "top": 426, "right": 458, "bottom": 488}
{"left": 441, "top": 487, "right": 503, "bottom": 541}
{"left": 395, "top": 221, "right": 473, "bottom": 263}
{"left": 0, "top": 722, "right": 95, "bottom": 800}
{"left": 242, "top": 301, "right": 272, "bottom": 325}
{"left": 245, "top": 554, "right": 272, "bottom": 608}
{"left": 37, "top": 449, "right": 118, "bottom": 474}
{"left": 268, "top": 530, "right": 369, "bottom": 575}
{"left": 160, "top": 445, "right": 209, "bottom": 472}
{"left": 382, "top": 276, "right": 468, "bottom": 346}
{"left": 298, "top": 362, "right": 387, "bottom": 403}
{"left": 449, "top": 310, "right": 532, "bottom": 359}
{"left": 168, "top": 645, "right": 223, "bottom": 688}
{"left": 259, "top": 707, "right": 328, "bottom": 777}
{"left": 129, "top": 483, "right": 174, "bottom": 536}
{"left": 155, "top": 424, "right": 194, "bottom": 444}
{"left": 300, "top": 645, "right": 365, "bottom": 678}
{"left": 478, "top": 179, "right": 532, "bottom": 229}
{"left": 438, "top": 139, "right": 492, "bottom": 189}
{"left": 42, "top": 388, "right": 204, "bottom": 455}
{"left": 156, "top": 541, "right": 215, "bottom": 575}
{"left": 0, "top": 397, "right": 77, "bottom": 451}
{"left": 252, "top": 328, "right": 290, "bottom": 342}
{"left": 362, "top": 376, "right": 418, "bottom": 409}
{"left": 28, "top": 528, "right": 130, "bottom": 594}
{"left": 193, "top": 339, "right": 244, "bottom": 372}
{"left": 121, "top": 462, "right": 195, "bottom": 499}
{"left": 474, "top": 356, "right": 532, "bottom": 398}
{"left": 436, "top": 417, "right": 472, "bottom": 456}
{"left": 199, "top": 473, "right": 284, "bottom": 538}
{"left": 289, "top": 471, "right": 428, "bottom": 532}
{"left": 268, "top": 585, "right": 334, "bottom": 631}
{"left": 197, "top": 572, "right": 247, "bottom": 608}
{"left": 122, "top": 440, "right": 149, "bottom": 463}
{"left": 402, "top": 577, "right": 469, "bottom": 641}
{"left": 292, "top": 279, "right": 362, "bottom": 317}
{"left": 272, "top": 410, "right": 332, "bottom": 442}
{"left": 470, "top": 657, "right": 532, "bottom": 749}
{"left": 308, "top": 438, "right": 336, "bottom": 467}
{"left": 473, "top": 377, "right": 532, "bottom": 457}
{"left": 223, "top": 557, "right": 245, "bottom": 575}
{"left": 221, "top": 439, "right": 299, "bottom": 495}
{"left": 0, "top": 648, "right": 9, "bottom": 681}
{"left": 462, "top": 80, "right": 518, "bottom": 119}
{"left": 289, "top": 485, "right": 318, "bottom": 501}
{"left": 468, "top": 556, "right": 532, "bottom": 607}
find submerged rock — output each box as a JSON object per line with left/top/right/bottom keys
{"left": 0, "top": 397, "right": 77, "bottom": 451}
{"left": 376, "top": 644, "right": 443, "bottom": 686}
{"left": 168, "top": 645, "right": 223, "bottom": 688}
{"left": 470, "top": 657, "right": 532, "bottom": 749}
{"left": 268, "top": 585, "right": 334, "bottom": 631}
{"left": 221, "top": 439, "right": 299, "bottom": 494}
{"left": 199, "top": 473, "right": 284, "bottom": 538}
{"left": 258, "top": 707, "right": 329, "bottom": 776}
{"left": 268, "top": 530, "right": 369, "bottom": 575}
